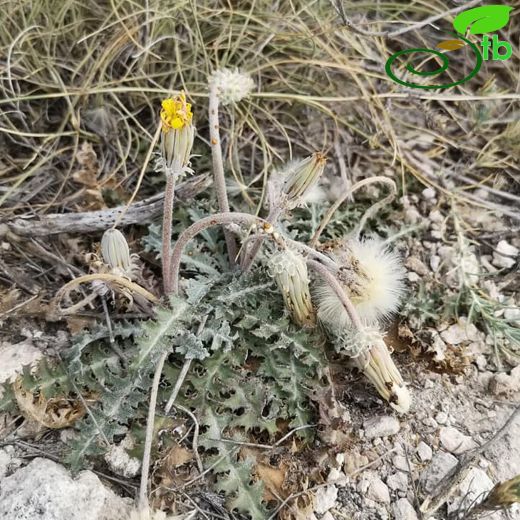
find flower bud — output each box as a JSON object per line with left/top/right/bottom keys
{"left": 281, "top": 152, "right": 326, "bottom": 209}
{"left": 160, "top": 92, "right": 195, "bottom": 174}
{"left": 336, "top": 327, "right": 411, "bottom": 413}
{"left": 101, "top": 229, "right": 131, "bottom": 271}
{"left": 269, "top": 249, "right": 316, "bottom": 328}
{"left": 484, "top": 475, "right": 520, "bottom": 508}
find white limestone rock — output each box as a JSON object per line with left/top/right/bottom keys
{"left": 0, "top": 458, "right": 132, "bottom": 520}
{"left": 493, "top": 240, "right": 518, "bottom": 269}
{"left": 392, "top": 498, "right": 419, "bottom": 520}
{"left": 439, "top": 427, "right": 477, "bottom": 455}
{"left": 421, "top": 452, "right": 458, "bottom": 494}
{"left": 314, "top": 485, "right": 338, "bottom": 515}
{"left": 417, "top": 441, "right": 433, "bottom": 462}
{"left": 0, "top": 340, "right": 43, "bottom": 385}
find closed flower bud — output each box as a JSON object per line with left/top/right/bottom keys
{"left": 160, "top": 92, "right": 195, "bottom": 174}
{"left": 269, "top": 249, "right": 316, "bottom": 328}
{"left": 281, "top": 152, "right": 326, "bottom": 209}
{"left": 335, "top": 327, "right": 411, "bottom": 414}
{"left": 101, "top": 229, "right": 131, "bottom": 272}
{"left": 484, "top": 475, "right": 520, "bottom": 508}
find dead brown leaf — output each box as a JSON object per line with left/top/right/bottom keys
{"left": 13, "top": 377, "right": 88, "bottom": 429}
{"left": 164, "top": 443, "right": 194, "bottom": 468}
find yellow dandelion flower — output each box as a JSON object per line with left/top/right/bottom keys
{"left": 160, "top": 92, "right": 193, "bottom": 131}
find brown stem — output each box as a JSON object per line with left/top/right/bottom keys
{"left": 209, "top": 84, "right": 238, "bottom": 266}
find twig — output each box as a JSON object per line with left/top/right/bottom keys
{"left": 208, "top": 82, "right": 238, "bottom": 266}
{"left": 51, "top": 273, "right": 159, "bottom": 316}
{"left": 353, "top": 178, "right": 397, "bottom": 240}
{"left": 164, "top": 359, "right": 192, "bottom": 414}
{"left": 309, "top": 176, "right": 396, "bottom": 248}
{"left": 5, "top": 175, "right": 211, "bottom": 237}
{"left": 420, "top": 404, "right": 520, "bottom": 517}
{"left": 285, "top": 238, "right": 338, "bottom": 270}
{"left": 330, "top": 0, "right": 481, "bottom": 38}
{"left": 114, "top": 122, "right": 162, "bottom": 228}
{"left": 138, "top": 350, "right": 168, "bottom": 514}
{"left": 0, "top": 293, "right": 39, "bottom": 319}
{"left": 165, "top": 316, "right": 207, "bottom": 413}
{"left": 101, "top": 297, "right": 115, "bottom": 344}
{"left": 240, "top": 207, "right": 282, "bottom": 271}
{"left": 174, "top": 403, "right": 204, "bottom": 474}
{"left": 208, "top": 424, "right": 316, "bottom": 450}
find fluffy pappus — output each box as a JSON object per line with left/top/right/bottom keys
{"left": 315, "top": 238, "right": 406, "bottom": 327}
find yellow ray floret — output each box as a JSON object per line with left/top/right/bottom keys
{"left": 160, "top": 92, "right": 193, "bottom": 131}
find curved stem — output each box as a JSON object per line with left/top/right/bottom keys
{"left": 285, "top": 238, "right": 338, "bottom": 270}
{"left": 309, "top": 176, "right": 396, "bottom": 248}
{"left": 162, "top": 173, "right": 176, "bottom": 294}
{"left": 306, "top": 259, "right": 363, "bottom": 330}
{"left": 209, "top": 84, "right": 238, "bottom": 266}
{"left": 168, "top": 212, "right": 270, "bottom": 295}
{"left": 353, "top": 178, "right": 397, "bottom": 240}
{"left": 52, "top": 273, "right": 159, "bottom": 315}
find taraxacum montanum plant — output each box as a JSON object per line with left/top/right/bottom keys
{"left": 32, "top": 79, "right": 413, "bottom": 519}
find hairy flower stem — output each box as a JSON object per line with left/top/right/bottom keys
{"left": 168, "top": 212, "right": 270, "bottom": 295}
{"left": 138, "top": 350, "right": 168, "bottom": 515}
{"left": 241, "top": 206, "right": 282, "bottom": 271}
{"left": 307, "top": 259, "right": 363, "bottom": 329}
{"left": 209, "top": 84, "right": 238, "bottom": 266}
{"left": 162, "top": 173, "right": 176, "bottom": 294}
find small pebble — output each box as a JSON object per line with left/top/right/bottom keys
{"left": 435, "top": 412, "right": 448, "bottom": 425}
{"left": 439, "top": 427, "right": 477, "bottom": 455}
{"left": 363, "top": 416, "right": 400, "bottom": 439}
{"left": 422, "top": 187, "right": 436, "bottom": 200}
{"left": 393, "top": 498, "right": 419, "bottom": 520}
{"left": 367, "top": 476, "right": 390, "bottom": 504}
{"left": 421, "top": 452, "right": 459, "bottom": 493}
{"left": 492, "top": 240, "right": 518, "bottom": 269}
{"left": 417, "top": 441, "right": 433, "bottom": 462}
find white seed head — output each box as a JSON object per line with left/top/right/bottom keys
{"left": 315, "top": 238, "right": 405, "bottom": 328}
{"left": 209, "top": 68, "right": 255, "bottom": 105}
{"left": 101, "top": 229, "right": 131, "bottom": 271}
{"left": 269, "top": 249, "right": 316, "bottom": 328}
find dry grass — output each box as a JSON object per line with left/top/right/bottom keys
{"left": 0, "top": 0, "right": 518, "bottom": 219}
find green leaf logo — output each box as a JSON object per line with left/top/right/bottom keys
{"left": 453, "top": 5, "right": 513, "bottom": 35}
